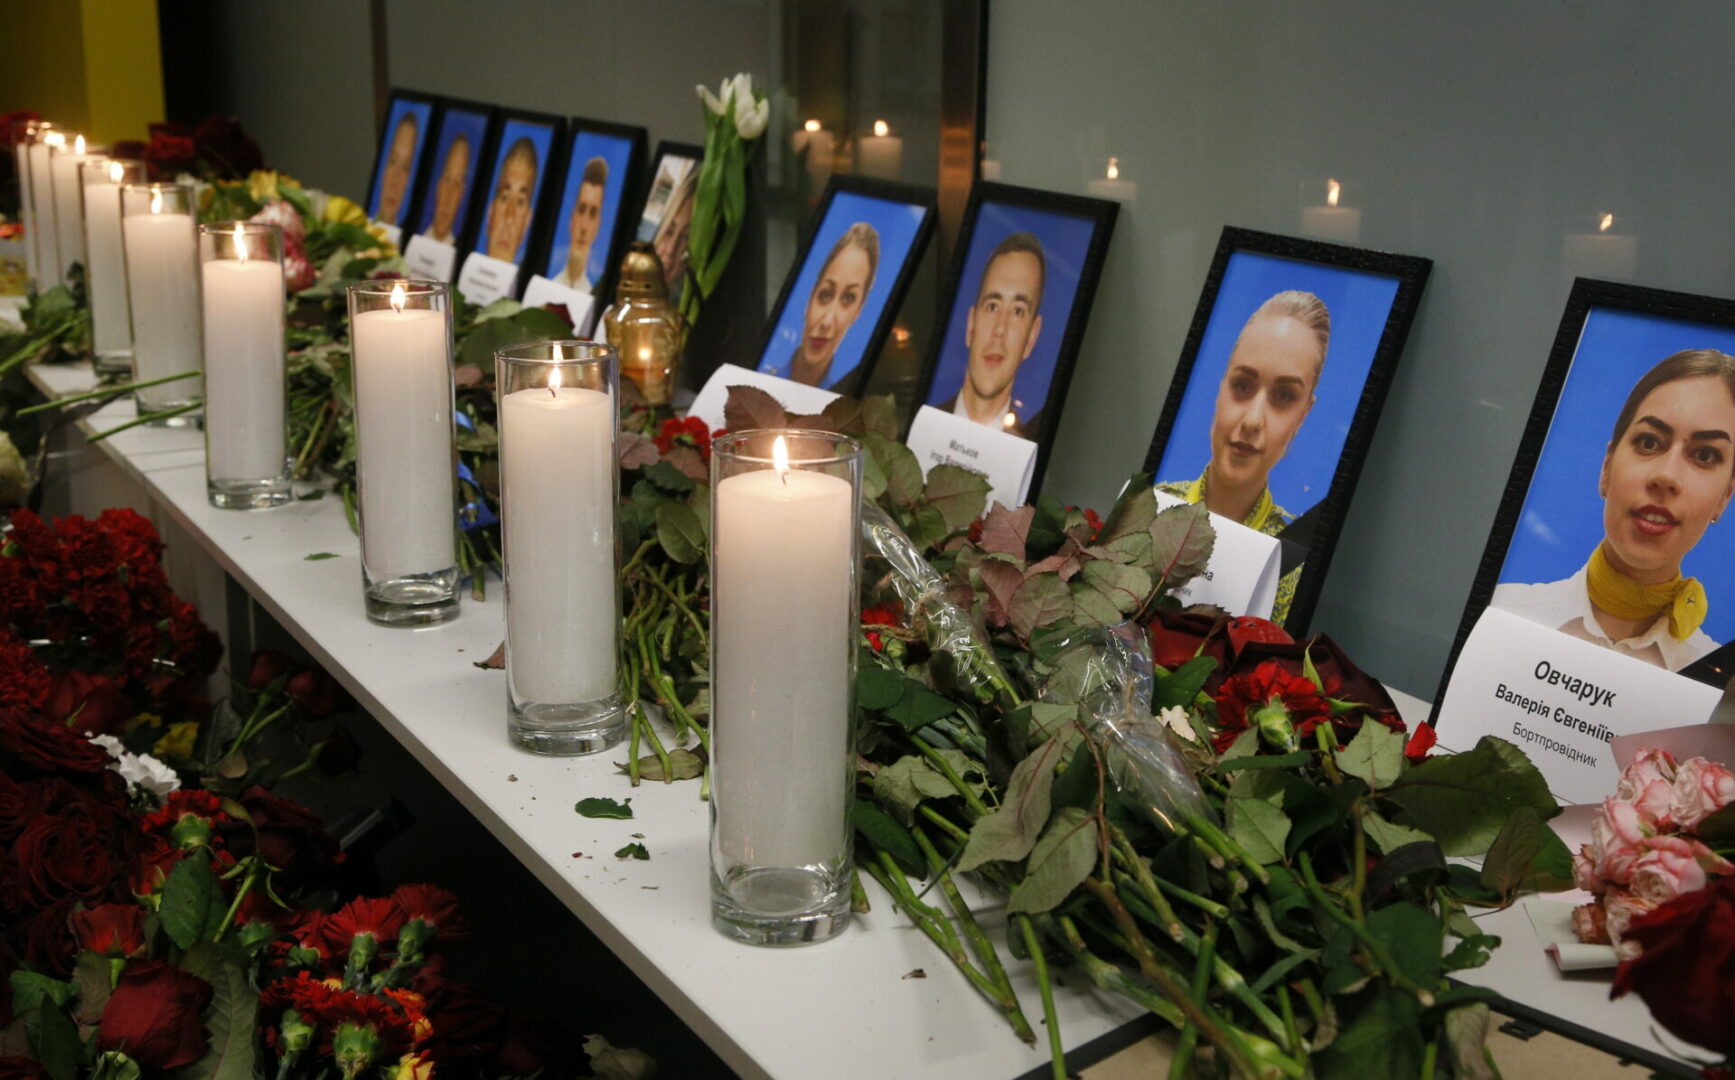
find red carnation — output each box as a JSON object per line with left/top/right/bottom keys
{"left": 97, "top": 959, "right": 212, "bottom": 1070}
{"left": 1404, "top": 722, "right": 1438, "bottom": 762}
{"left": 0, "top": 1057, "right": 49, "bottom": 1080}
{"left": 1612, "top": 875, "right": 1735, "bottom": 1055}
{"left": 72, "top": 903, "right": 146, "bottom": 958}
{"left": 0, "top": 636, "right": 50, "bottom": 709}
{"left": 323, "top": 896, "right": 408, "bottom": 957}
{"left": 1212, "top": 660, "right": 1332, "bottom": 753}
{"left": 652, "top": 416, "right": 713, "bottom": 461}
{"left": 143, "top": 789, "right": 229, "bottom": 849}
{"left": 393, "top": 884, "right": 468, "bottom": 948}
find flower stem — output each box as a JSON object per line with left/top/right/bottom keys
{"left": 910, "top": 826, "right": 1034, "bottom": 1045}
{"left": 1017, "top": 915, "right": 1066, "bottom": 1079}
{"left": 910, "top": 732, "right": 989, "bottom": 818}
{"left": 17, "top": 370, "right": 199, "bottom": 415}
{"left": 1297, "top": 850, "right": 1436, "bottom": 1007}
{"left": 86, "top": 401, "right": 201, "bottom": 442}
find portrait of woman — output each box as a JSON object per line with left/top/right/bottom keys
{"left": 755, "top": 182, "right": 934, "bottom": 393}
{"left": 652, "top": 170, "right": 697, "bottom": 305}
{"left": 484, "top": 137, "right": 538, "bottom": 263}
{"left": 789, "top": 223, "right": 878, "bottom": 386}
{"left": 1493, "top": 349, "right": 1735, "bottom": 671}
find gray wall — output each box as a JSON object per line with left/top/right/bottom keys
{"left": 985, "top": 1, "right": 1735, "bottom": 696}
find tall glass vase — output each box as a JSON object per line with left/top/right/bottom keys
{"left": 708, "top": 428, "right": 862, "bottom": 946}
{"left": 200, "top": 222, "right": 290, "bottom": 509}
{"left": 120, "top": 182, "right": 203, "bottom": 426}
{"left": 81, "top": 158, "right": 145, "bottom": 375}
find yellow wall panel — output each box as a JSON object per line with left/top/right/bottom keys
{"left": 0, "top": 0, "right": 163, "bottom": 145}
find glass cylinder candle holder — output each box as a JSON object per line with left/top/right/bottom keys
{"left": 709, "top": 429, "right": 863, "bottom": 946}
{"left": 347, "top": 280, "right": 460, "bottom": 626}
{"left": 495, "top": 341, "right": 627, "bottom": 755}
{"left": 82, "top": 158, "right": 145, "bottom": 375}
{"left": 201, "top": 222, "right": 290, "bottom": 509}
{"left": 51, "top": 135, "right": 100, "bottom": 286}
{"left": 121, "top": 182, "right": 204, "bottom": 426}
{"left": 25, "top": 123, "right": 61, "bottom": 291}
{"left": 12, "top": 118, "right": 42, "bottom": 288}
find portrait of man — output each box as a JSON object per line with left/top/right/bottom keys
{"left": 426, "top": 134, "right": 471, "bottom": 244}
{"left": 553, "top": 156, "right": 607, "bottom": 293}
{"left": 367, "top": 99, "right": 428, "bottom": 226}
{"left": 414, "top": 105, "right": 489, "bottom": 247}
{"left": 940, "top": 232, "right": 1046, "bottom": 436}
{"left": 484, "top": 137, "right": 539, "bottom": 263}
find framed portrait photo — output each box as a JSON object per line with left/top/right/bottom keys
{"left": 468, "top": 108, "right": 564, "bottom": 268}
{"left": 1444, "top": 279, "right": 1735, "bottom": 697}
{"left": 914, "top": 182, "right": 1119, "bottom": 489}
{"left": 533, "top": 118, "right": 646, "bottom": 315}
{"left": 411, "top": 98, "right": 495, "bottom": 247}
{"left": 634, "top": 141, "right": 702, "bottom": 307}
{"left": 365, "top": 89, "right": 438, "bottom": 230}
{"left": 754, "top": 177, "right": 936, "bottom": 395}
{"left": 1142, "top": 227, "right": 1432, "bottom": 633}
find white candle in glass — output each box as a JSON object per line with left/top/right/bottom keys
{"left": 14, "top": 135, "right": 37, "bottom": 286}
{"left": 51, "top": 135, "right": 95, "bottom": 283}
{"left": 202, "top": 227, "right": 286, "bottom": 481}
{"left": 350, "top": 286, "right": 455, "bottom": 579}
{"left": 857, "top": 119, "right": 903, "bottom": 180}
{"left": 500, "top": 363, "right": 616, "bottom": 703}
{"left": 713, "top": 437, "right": 854, "bottom": 868}
{"left": 82, "top": 160, "right": 134, "bottom": 359}
{"left": 121, "top": 188, "right": 204, "bottom": 407}
{"left": 29, "top": 131, "right": 63, "bottom": 286}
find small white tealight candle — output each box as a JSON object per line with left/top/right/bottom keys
{"left": 857, "top": 119, "right": 903, "bottom": 180}
{"left": 1300, "top": 178, "right": 1362, "bottom": 243}
{"left": 1563, "top": 212, "right": 1638, "bottom": 282}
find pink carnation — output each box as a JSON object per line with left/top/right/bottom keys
{"left": 1591, "top": 797, "right": 1655, "bottom": 885}
{"left": 282, "top": 235, "right": 316, "bottom": 293}
{"left": 1573, "top": 846, "right": 1605, "bottom": 894}
{"left": 1604, "top": 890, "right": 1658, "bottom": 961}
{"left": 1670, "top": 756, "right": 1735, "bottom": 830}
{"left": 1616, "top": 747, "right": 1678, "bottom": 800}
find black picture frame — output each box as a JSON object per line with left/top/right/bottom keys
{"left": 458, "top": 106, "right": 567, "bottom": 283}
{"left": 525, "top": 116, "right": 647, "bottom": 329}
{"left": 632, "top": 140, "right": 704, "bottom": 305}
{"left": 365, "top": 88, "right": 441, "bottom": 231}
{"left": 1434, "top": 278, "right": 1735, "bottom": 722}
{"left": 752, "top": 175, "right": 938, "bottom": 397}
{"left": 408, "top": 94, "right": 499, "bottom": 255}
{"left": 912, "top": 181, "right": 1119, "bottom": 493}
{"left": 1141, "top": 226, "right": 1432, "bottom": 635}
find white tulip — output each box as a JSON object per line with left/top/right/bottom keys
{"left": 697, "top": 83, "right": 726, "bottom": 116}
{"left": 728, "top": 73, "right": 755, "bottom": 108}
{"left": 734, "top": 96, "right": 769, "bottom": 141}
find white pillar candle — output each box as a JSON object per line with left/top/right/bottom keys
{"left": 51, "top": 136, "right": 94, "bottom": 284}
{"left": 857, "top": 120, "right": 903, "bottom": 180}
{"left": 14, "top": 140, "right": 37, "bottom": 286}
{"left": 121, "top": 195, "right": 204, "bottom": 401}
{"left": 29, "top": 135, "right": 62, "bottom": 288}
{"left": 350, "top": 301, "right": 455, "bottom": 579}
{"left": 202, "top": 238, "right": 286, "bottom": 481}
{"left": 1563, "top": 213, "right": 1638, "bottom": 282}
{"left": 82, "top": 162, "right": 133, "bottom": 358}
{"left": 501, "top": 373, "right": 615, "bottom": 703}
{"left": 1087, "top": 157, "right": 1138, "bottom": 202}
{"left": 1300, "top": 178, "right": 1362, "bottom": 243}
{"left": 713, "top": 455, "right": 854, "bottom": 868}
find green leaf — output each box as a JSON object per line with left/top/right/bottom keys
{"left": 1026, "top": 495, "right": 1068, "bottom": 560}
{"left": 958, "top": 735, "right": 1067, "bottom": 871}
{"left": 856, "top": 665, "right": 906, "bottom": 711}
{"left": 1360, "top": 809, "right": 1433, "bottom": 855}
{"left": 8, "top": 971, "right": 73, "bottom": 1014}
{"left": 1226, "top": 795, "right": 1291, "bottom": 865}
{"left": 902, "top": 502, "right": 949, "bottom": 553}
{"left": 865, "top": 432, "right": 923, "bottom": 507}
{"left": 575, "top": 797, "right": 634, "bottom": 819}
{"left": 1068, "top": 581, "right": 1122, "bottom": 627}
{"left": 1367, "top": 900, "right": 1445, "bottom": 990}
{"left": 887, "top": 684, "right": 958, "bottom": 733}
{"left": 1313, "top": 984, "right": 1424, "bottom": 1080}
{"left": 873, "top": 755, "right": 961, "bottom": 824}
{"left": 615, "top": 842, "right": 650, "bottom": 860}
{"left": 70, "top": 950, "right": 111, "bottom": 1029}
{"left": 1152, "top": 656, "right": 1216, "bottom": 711}
{"left": 160, "top": 849, "right": 223, "bottom": 949}
{"left": 1148, "top": 502, "right": 1215, "bottom": 589}
{"left": 1337, "top": 721, "right": 1405, "bottom": 792}
{"left": 1442, "top": 1002, "right": 1501, "bottom": 1080}
{"left": 1479, "top": 806, "right": 1573, "bottom": 901}
{"left": 852, "top": 800, "right": 925, "bottom": 876}
{"left": 1387, "top": 736, "right": 1557, "bottom": 856}
{"left": 1050, "top": 742, "right": 1100, "bottom": 811}
{"left": 1080, "top": 560, "right": 1152, "bottom": 614}
{"left": 1008, "top": 573, "right": 1072, "bottom": 639}
{"left": 861, "top": 394, "right": 901, "bottom": 440}
{"left": 1442, "top": 933, "right": 1502, "bottom": 973}
{"left": 642, "top": 459, "right": 694, "bottom": 493}
{"left": 454, "top": 306, "right": 572, "bottom": 367}
{"left": 654, "top": 501, "right": 706, "bottom": 564}
{"left": 171, "top": 944, "right": 256, "bottom": 1080}
{"left": 32, "top": 1000, "right": 82, "bottom": 1080}
{"left": 1007, "top": 807, "right": 1099, "bottom": 914}
{"left": 1693, "top": 801, "right": 1735, "bottom": 844}
{"left": 1098, "top": 477, "right": 1157, "bottom": 543}
{"left": 303, "top": 551, "right": 340, "bottom": 561}
{"left": 922, "top": 464, "right": 992, "bottom": 531}
{"left": 618, "top": 749, "right": 705, "bottom": 781}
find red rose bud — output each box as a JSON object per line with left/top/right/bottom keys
{"left": 286, "top": 666, "right": 345, "bottom": 717}
{"left": 248, "top": 650, "right": 294, "bottom": 691}
{"left": 72, "top": 904, "right": 146, "bottom": 959}
{"left": 97, "top": 960, "right": 213, "bottom": 1071}
{"left": 1404, "top": 722, "right": 1438, "bottom": 761}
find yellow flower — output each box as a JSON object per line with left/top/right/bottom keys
{"left": 152, "top": 721, "right": 199, "bottom": 761}
{"left": 393, "top": 1053, "right": 434, "bottom": 1080}
{"left": 364, "top": 223, "right": 399, "bottom": 259}
{"left": 323, "top": 195, "right": 367, "bottom": 226}
{"left": 248, "top": 170, "right": 286, "bottom": 203}
{"left": 127, "top": 711, "right": 164, "bottom": 733}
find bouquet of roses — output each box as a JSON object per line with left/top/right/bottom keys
{"left": 1571, "top": 748, "right": 1735, "bottom": 958}
{"left": 201, "top": 170, "right": 401, "bottom": 299}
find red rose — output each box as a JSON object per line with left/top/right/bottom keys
{"left": 72, "top": 904, "right": 146, "bottom": 957}
{"left": 41, "top": 670, "right": 133, "bottom": 737}
{"left": 1612, "top": 876, "right": 1735, "bottom": 1055}
{"left": 0, "top": 775, "right": 23, "bottom": 843}
{"left": 1404, "top": 722, "right": 1438, "bottom": 761}
{"left": 22, "top": 900, "right": 79, "bottom": 977}
{"left": 248, "top": 650, "right": 293, "bottom": 691}
{"left": 286, "top": 666, "right": 346, "bottom": 717}
{"left": 192, "top": 114, "right": 264, "bottom": 178}
{"left": 1145, "top": 610, "right": 1234, "bottom": 674}
{"left": 217, "top": 788, "right": 338, "bottom": 884}
{"left": 143, "top": 129, "right": 197, "bottom": 181}
{"left": 14, "top": 814, "right": 114, "bottom": 906}
{"left": 97, "top": 959, "right": 212, "bottom": 1070}
{"left": 0, "top": 706, "right": 110, "bottom": 775}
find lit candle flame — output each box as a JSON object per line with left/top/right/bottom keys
{"left": 44, "top": 132, "right": 64, "bottom": 149}
{"left": 1106, "top": 157, "right": 1120, "bottom": 181}
{"left": 108, "top": 161, "right": 124, "bottom": 183}
{"left": 638, "top": 345, "right": 652, "bottom": 362}
{"left": 73, "top": 135, "right": 86, "bottom": 155}
{"left": 548, "top": 362, "right": 563, "bottom": 397}
{"left": 873, "top": 119, "right": 889, "bottom": 138}
{"left": 149, "top": 189, "right": 163, "bottom": 214}
{"left": 804, "top": 118, "right": 821, "bottom": 133}
{"left": 389, "top": 281, "right": 407, "bottom": 313}
{"left": 234, "top": 223, "right": 249, "bottom": 263}
{"left": 1599, "top": 212, "right": 1614, "bottom": 233}
{"left": 1326, "top": 179, "right": 1341, "bottom": 208}
{"left": 772, "top": 434, "right": 790, "bottom": 484}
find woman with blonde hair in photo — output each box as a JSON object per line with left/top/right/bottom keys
{"left": 1494, "top": 349, "right": 1735, "bottom": 670}
{"left": 789, "top": 223, "right": 880, "bottom": 387}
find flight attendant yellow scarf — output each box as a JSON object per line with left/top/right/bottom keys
{"left": 1587, "top": 543, "right": 1707, "bottom": 642}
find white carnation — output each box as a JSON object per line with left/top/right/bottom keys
{"left": 1157, "top": 705, "right": 1196, "bottom": 741}
{"left": 86, "top": 733, "right": 182, "bottom": 805}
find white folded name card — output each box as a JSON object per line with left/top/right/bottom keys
{"left": 521, "top": 276, "right": 596, "bottom": 334}
{"left": 1151, "top": 490, "right": 1280, "bottom": 619}
{"left": 904, "top": 405, "right": 1037, "bottom": 510}
{"left": 1435, "top": 605, "right": 1721, "bottom": 804}
{"left": 401, "top": 234, "right": 456, "bottom": 283}
{"left": 455, "top": 251, "right": 520, "bottom": 306}
{"left": 375, "top": 221, "right": 403, "bottom": 250}
{"left": 686, "top": 364, "right": 841, "bottom": 435}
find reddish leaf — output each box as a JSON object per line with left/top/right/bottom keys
{"left": 979, "top": 503, "right": 1035, "bottom": 558}
{"left": 723, "top": 384, "right": 789, "bottom": 433}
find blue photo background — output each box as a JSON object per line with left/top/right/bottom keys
{"left": 473, "top": 119, "right": 556, "bottom": 266}
{"left": 923, "top": 201, "right": 1099, "bottom": 430}
{"left": 1497, "top": 307, "right": 1735, "bottom": 644}
{"left": 1151, "top": 251, "right": 1401, "bottom": 519}
{"left": 415, "top": 107, "right": 489, "bottom": 239}
{"left": 543, "top": 131, "right": 634, "bottom": 285}
{"left": 757, "top": 191, "right": 929, "bottom": 389}
{"left": 366, "top": 98, "right": 432, "bottom": 225}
